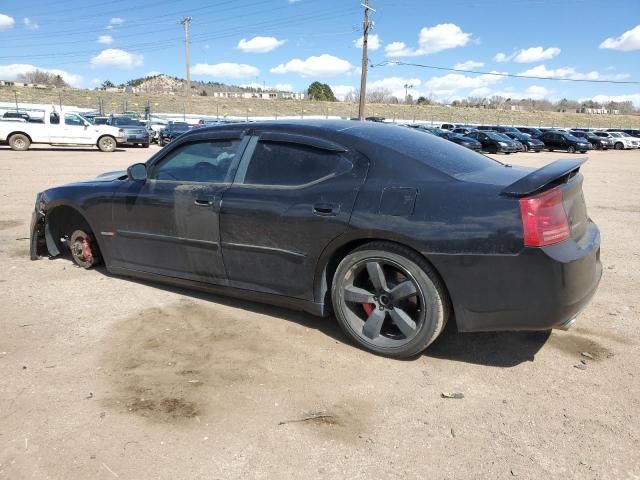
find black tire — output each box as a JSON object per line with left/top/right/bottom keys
{"left": 68, "top": 229, "right": 101, "bottom": 269}
{"left": 547, "top": 148, "right": 554, "bottom": 152}
{"left": 97, "top": 136, "right": 116, "bottom": 152}
{"left": 142, "top": 143, "right": 149, "bottom": 148}
{"left": 567, "top": 145, "right": 576, "bottom": 153}
{"left": 158, "top": 137, "right": 165, "bottom": 147}
{"left": 522, "top": 144, "right": 529, "bottom": 152}
{"left": 504, "top": 152, "right": 511, "bottom": 155}
{"left": 614, "top": 142, "right": 624, "bottom": 150}
{"left": 580, "top": 150, "right": 587, "bottom": 154}
{"left": 331, "top": 242, "right": 449, "bottom": 358}
{"left": 9, "top": 133, "right": 30, "bottom": 151}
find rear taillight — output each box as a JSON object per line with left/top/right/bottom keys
{"left": 519, "top": 187, "right": 570, "bottom": 246}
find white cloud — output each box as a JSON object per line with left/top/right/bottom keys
{"left": 289, "top": 0, "right": 301, "bottom": 3}
{"left": 520, "top": 64, "right": 629, "bottom": 81}
{"left": 109, "top": 17, "right": 124, "bottom": 25}
{"left": 385, "top": 23, "right": 471, "bottom": 57}
{"left": 192, "top": 62, "right": 259, "bottom": 79}
{"left": 369, "top": 77, "right": 423, "bottom": 99}
{"left": 106, "top": 25, "right": 113, "bottom": 30}
{"left": 354, "top": 33, "right": 380, "bottom": 51}
{"left": 454, "top": 60, "right": 484, "bottom": 71}
{"left": 469, "top": 87, "right": 491, "bottom": 96}
{"left": 271, "top": 54, "right": 353, "bottom": 77}
{"left": 145, "top": 70, "right": 161, "bottom": 77}
{"left": 97, "top": 35, "right": 113, "bottom": 45}
{"left": 329, "top": 84, "right": 355, "bottom": 101}
{"left": 23, "top": 17, "right": 39, "bottom": 30}
{"left": 237, "top": 36, "right": 286, "bottom": 53}
{"left": 0, "top": 63, "right": 83, "bottom": 86}
{"left": 90, "top": 49, "right": 143, "bottom": 69}
{"left": 600, "top": 25, "right": 640, "bottom": 51}
{"left": 578, "top": 93, "right": 640, "bottom": 107}
{"left": 0, "top": 13, "right": 15, "bottom": 31}
{"left": 495, "top": 46, "right": 560, "bottom": 63}
{"left": 513, "top": 46, "right": 560, "bottom": 63}
{"left": 425, "top": 72, "right": 504, "bottom": 91}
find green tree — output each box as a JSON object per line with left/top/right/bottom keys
{"left": 307, "top": 81, "right": 337, "bottom": 101}
{"left": 101, "top": 80, "right": 115, "bottom": 89}
{"left": 416, "top": 96, "right": 429, "bottom": 105}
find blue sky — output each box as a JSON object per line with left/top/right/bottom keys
{"left": 1, "top": 0, "right": 639, "bottom": 105}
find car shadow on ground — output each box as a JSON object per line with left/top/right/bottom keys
{"left": 95, "top": 265, "right": 550, "bottom": 368}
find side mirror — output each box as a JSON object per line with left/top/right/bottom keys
{"left": 127, "top": 163, "right": 147, "bottom": 182}
{"left": 84, "top": 121, "right": 90, "bottom": 127}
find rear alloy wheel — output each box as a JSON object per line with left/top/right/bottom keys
{"left": 9, "top": 133, "right": 31, "bottom": 151}
{"left": 614, "top": 142, "right": 624, "bottom": 150}
{"left": 522, "top": 144, "right": 529, "bottom": 152}
{"left": 69, "top": 229, "right": 101, "bottom": 269}
{"left": 567, "top": 145, "right": 576, "bottom": 153}
{"left": 332, "top": 243, "right": 448, "bottom": 358}
{"left": 97, "top": 136, "right": 116, "bottom": 152}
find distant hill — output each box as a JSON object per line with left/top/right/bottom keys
{"left": 119, "top": 74, "right": 266, "bottom": 96}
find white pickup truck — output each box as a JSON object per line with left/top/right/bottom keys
{"left": 0, "top": 108, "right": 125, "bottom": 152}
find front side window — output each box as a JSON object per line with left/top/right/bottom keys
{"left": 243, "top": 141, "right": 351, "bottom": 187}
{"left": 151, "top": 140, "right": 241, "bottom": 183}
{"left": 65, "top": 113, "right": 84, "bottom": 126}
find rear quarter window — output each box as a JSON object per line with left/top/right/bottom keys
{"left": 348, "top": 125, "right": 502, "bottom": 176}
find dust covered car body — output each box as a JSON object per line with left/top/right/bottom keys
{"left": 30, "top": 120, "right": 602, "bottom": 357}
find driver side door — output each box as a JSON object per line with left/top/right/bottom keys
{"left": 110, "top": 133, "right": 248, "bottom": 284}
{"left": 62, "top": 113, "right": 93, "bottom": 144}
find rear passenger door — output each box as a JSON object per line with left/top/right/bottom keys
{"left": 219, "top": 132, "right": 369, "bottom": 300}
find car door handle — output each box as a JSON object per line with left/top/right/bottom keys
{"left": 194, "top": 199, "right": 214, "bottom": 206}
{"left": 313, "top": 203, "right": 340, "bottom": 216}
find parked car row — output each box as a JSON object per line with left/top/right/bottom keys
{"left": 397, "top": 121, "right": 640, "bottom": 154}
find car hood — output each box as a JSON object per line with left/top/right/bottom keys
{"left": 93, "top": 170, "right": 127, "bottom": 181}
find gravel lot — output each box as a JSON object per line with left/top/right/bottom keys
{"left": 0, "top": 144, "right": 639, "bottom": 479}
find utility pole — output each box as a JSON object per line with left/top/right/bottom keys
{"left": 358, "top": 0, "right": 374, "bottom": 119}
{"left": 181, "top": 16, "right": 193, "bottom": 115}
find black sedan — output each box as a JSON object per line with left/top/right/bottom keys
{"left": 503, "top": 132, "right": 545, "bottom": 152}
{"left": 516, "top": 127, "right": 543, "bottom": 138}
{"left": 569, "top": 130, "right": 613, "bottom": 150}
{"left": 29, "top": 121, "right": 601, "bottom": 358}
{"left": 465, "top": 130, "right": 520, "bottom": 154}
{"left": 538, "top": 131, "right": 593, "bottom": 153}
{"left": 158, "top": 121, "right": 191, "bottom": 146}
{"left": 437, "top": 130, "right": 482, "bottom": 151}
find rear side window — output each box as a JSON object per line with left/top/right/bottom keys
{"left": 243, "top": 141, "right": 352, "bottom": 186}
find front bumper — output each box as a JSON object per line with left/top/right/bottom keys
{"left": 428, "top": 221, "right": 602, "bottom": 332}
{"left": 527, "top": 143, "right": 544, "bottom": 152}
{"left": 118, "top": 133, "right": 150, "bottom": 146}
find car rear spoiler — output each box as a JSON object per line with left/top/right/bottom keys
{"left": 501, "top": 158, "right": 586, "bottom": 197}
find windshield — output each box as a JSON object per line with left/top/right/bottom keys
{"left": 485, "top": 132, "right": 509, "bottom": 141}
{"left": 111, "top": 117, "right": 140, "bottom": 126}
{"left": 171, "top": 123, "right": 190, "bottom": 131}
{"left": 563, "top": 134, "right": 582, "bottom": 142}
{"left": 507, "top": 132, "right": 527, "bottom": 140}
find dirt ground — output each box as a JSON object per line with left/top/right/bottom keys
{"left": 0, "top": 143, "right": 638, "bottom": 480}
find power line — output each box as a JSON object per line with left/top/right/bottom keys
{"left": 372, "top": 61, "right": 640, "bottom": 85}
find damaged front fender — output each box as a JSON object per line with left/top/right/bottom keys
{"left": 29, "top": 193, "right": 61, "bottom": 260}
